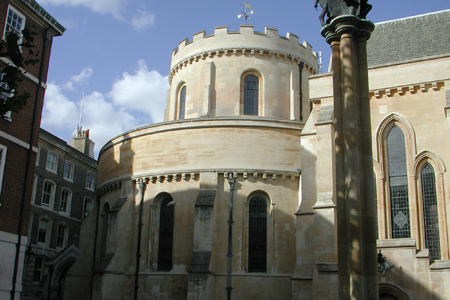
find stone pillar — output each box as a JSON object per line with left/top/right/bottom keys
{"left": 321, "top": 15, "right": 377, "bottom": 299}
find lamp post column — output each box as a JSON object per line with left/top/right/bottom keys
{"left": 322, "top": 15, "right": 377, "bottom": 300}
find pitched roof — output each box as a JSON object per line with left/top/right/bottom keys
{"left": 367, "top": 9, "right": 450, "bottom": 67}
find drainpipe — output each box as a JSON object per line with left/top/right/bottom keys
{"left": 298, "top": 62, "right": 304, "bottom": 121}
{"left": 11, "top": 29, "right": 50, "bottom": 300}
{"left": 226, "top": 173, "right": 235, "bottom": 300}
{"left": 134, "top": 179, "right": 147, "bottom": 300}
{"left": 90, "top": 194, "right": 101, "bottom": 300}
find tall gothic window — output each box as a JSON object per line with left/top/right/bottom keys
{"left": 158, "top": 196, "right": 174, "bottom": 271}
{"left": 421, "top": 163, "right": 441, "bottom": 262}
{"left": 387, "top": 125, "right": 410, "bottom": 238}
{"left": 179, "top": 86, "right": 186, "bottom": 120}
{"left": 248, "top": 195, "right": 267, "bottom": 272}
{"left": 244, "top": 75, "right": 258, "bottom": 115}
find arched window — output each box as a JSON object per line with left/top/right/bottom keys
{"left": 387, "top": 125, "right": 410, "bottom": 239}
{"left": 60, "top": 189, "right": 72, "bottom": 214}
{"left": 179, "top": 86, "right": 186, "bottom": 120}
{"left": 56, "top": 223, "right": 68, "bottom": 248}
{"left": 421, "top": 162, "right": 441, "bottom": 262}
{"left": 248, "top": 195, "right": 267, "bottom": 272}
{"left": 244, "top": 75, "right": 258, "bottom": 115}
{"left": 38, "top": 217, "right": 51, "bottom": 245}
{"left": 158, "top": 196, "right": 174, "bottom": 271}
{"left": 42, "top": 180, "right": 56, "bottom": 208}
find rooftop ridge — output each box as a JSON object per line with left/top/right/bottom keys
{"left": 20, "top": 0, "right": 66, "bottom": 35}
{"left": 170, "top": 25, "right": 317, "bottom": 69}
{"left": 375, "top": 8, "right": 450, "bottom": 26}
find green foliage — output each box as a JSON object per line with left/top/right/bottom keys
{"left": 0, "top": 27, "right": 39, "bottom": 118}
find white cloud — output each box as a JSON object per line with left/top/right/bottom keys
{"left": 41, "top": 83, "right": 79, "bottom": 130}
{"left": 131, "top": 10, "right": 155, "bottom": 31}
{"left": 63, "top": 67, "right": 93, "bottom": 90}
{"left": 78, "top": 92, "right": 140, "bottom": 152}
{"left": 39, "top": 0, "right": 127, "bottom": 19}
{"left": 109, "top": 60, "right": 169, "bottom": 124}
{"left": 42, "top": 61, "right": 169, "bottom": 157}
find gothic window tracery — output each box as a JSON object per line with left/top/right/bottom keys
{"left": 421, "top": 162, "right": 441, "bottom": 262}
{"left": 387, "top": 125, "right": 410, "bottom": 239}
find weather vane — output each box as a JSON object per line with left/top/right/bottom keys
{"left": 237, "top": 2, "right": 253, "bottom": 24}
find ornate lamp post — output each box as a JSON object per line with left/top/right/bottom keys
{"left": 226, "top": 173, "right": 235, "bottom": 300}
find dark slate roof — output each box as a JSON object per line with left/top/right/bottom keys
{"left": 367, "top": 9, "right": 450, "bottom": 67}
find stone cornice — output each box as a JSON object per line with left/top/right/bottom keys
{"left": 370, "top": 81, "right": 444, "bottom": 99}
{"left": 96, "top": 169, "right": 301, "bottom": 196}
{"left": 169, "top": 47, "right": 317, "bottom": 85}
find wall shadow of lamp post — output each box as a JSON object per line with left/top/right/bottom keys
{"left": 377, "top": 250, "right": 394, "bottom": 276}
{"left": 25, "top": 242, "right": 36, "bottom": 264}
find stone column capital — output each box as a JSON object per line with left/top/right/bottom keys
{"left": 321, "top": 15, "right": 375, "bottom": 45}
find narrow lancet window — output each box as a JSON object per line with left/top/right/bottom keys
{"left": 179, "top": 86, "right": 186, "bottom": 120}
{"left": 421, "top": 163, "right": 440, "bottom": 262}
{"left": 158, "top": 196, "right": 174, "bottom": 271}
{"left": 387, "top": 125, "right": 410, "bottom": 238}
{"left": 244, "top": 75, "right": 258, "bottom": 115}
{"left": 248, "top": 195, "right": 267, "bottom": 272}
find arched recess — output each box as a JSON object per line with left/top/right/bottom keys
{"left": 242, "top": 190, "right": 273, "bottom": 273}
{"left": 240, "top": 69, "right": 263, "bottom": 116}
{"left": 375, "top": 113, "right": 417, "bottom": 240}
{"left": 176, "top": 81, "right": 186, "bottom": 120}
{"left": 148, "top": 192, "right": 175, "bottom": 271}
{"left": 49, "top": 246, "right": 77, "bottom": 300}
{"left": 413, "top": 151, "right": 448, "bottom": 260}
{"left": 99, "top": 202, "right": 110, "bottom": 259}
{"left": 378, "top": 283, "right": 410, "bottom": 300}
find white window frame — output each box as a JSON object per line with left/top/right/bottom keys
{"left": 86, "top": 172, "right": 95, "bottom": 191}
{"left": 59, "top": 188, "right": 72, "bottom": 215}
{"left": 31, "top": 175, "right": 38, "bottom": 204}
{"left": 35, "top": 146, "right": 40, "bottom": 166}
{"left": 41, "top": 179, "right": 55, "bottom": 208}
{"left": 56, "top": 223, "right": 68, "bottom": 249}
{"left": 0, "top": 74, "right": 12, "bottom": 121}
{"left": 46, "top": 151, "right": 57, "bottom": 174}
{"left": 37, "top": 217, "right": 51, "bottom": 245}
{"left": 3, "top": 5, "right": 26, "bottom": 40}
{"left": 0, "top": 144, "right": 7, "bottom": 195}
{"left": 33, "top": 257, "right": 44, "bottom": 282}
{"left": 63, "top": 161, "right": 74, "bottom": 182}
{"left": 83, "top": 197, "right": 94, "bottom": 219}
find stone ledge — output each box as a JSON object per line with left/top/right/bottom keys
{"left": 377, "top": 238, "right": 416, "bottom": 248}
{"left": 430, "top": 260, "right": 450, "bottom": 270}
{"left": 316, "top": 263, "right": 338, "bottom": 273}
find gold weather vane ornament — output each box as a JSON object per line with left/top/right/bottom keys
{"left": 237, "top": 2, "right": 254, "bottom": 24}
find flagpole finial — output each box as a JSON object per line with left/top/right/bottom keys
{"left": 237, "top": 2, "right": 254, "bottom": 24}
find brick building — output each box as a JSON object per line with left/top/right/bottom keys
{"left": 21, "top": 128, "right": 96, "bottom": 300}
{"left": 0, "top": 1, "right": 64, "bottom": 299}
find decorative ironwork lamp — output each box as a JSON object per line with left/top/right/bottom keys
{"left": 25, "top": 243, "right": 36, "bottom": 264}
{"left": 377, "top": 250, "right": 394, "bottom": 275}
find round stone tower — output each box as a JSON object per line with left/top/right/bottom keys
{"left": 166, "top": 25, "right": 318, "bottom": 121}
{"left": 91, "top": 25, "right": 318, "bottom": 300}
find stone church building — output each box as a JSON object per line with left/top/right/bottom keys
{"left": 64, "top": 9, "right": 450, "bottom": 300}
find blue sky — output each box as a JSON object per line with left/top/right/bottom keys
{"left": 37, "top": 0, "right": 449, "bottom": 158}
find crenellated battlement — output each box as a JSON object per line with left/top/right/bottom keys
{"left": 170, "top": 25, "right": 318, "bottom": 74}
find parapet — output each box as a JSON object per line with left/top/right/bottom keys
{"left": 170, "top": 25, "right": 318, "bottom": 75}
